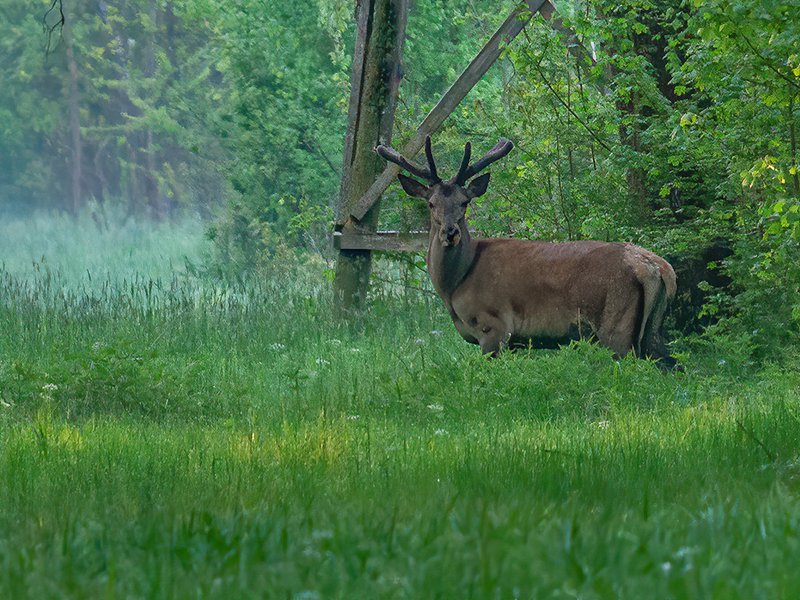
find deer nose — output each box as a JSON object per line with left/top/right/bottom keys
{"left": 445, "top": 225, "right": 459, "bottom": 240}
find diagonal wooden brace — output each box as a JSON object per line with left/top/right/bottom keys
{"left": 348, "top": 0, "right": 590, "bottom": 223}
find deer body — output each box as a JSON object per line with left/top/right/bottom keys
{"left": 428, "top": 228, "right": 676, "bottom": 358}
{"left": 376, "top": 137, "right": 677, "bottom": 366}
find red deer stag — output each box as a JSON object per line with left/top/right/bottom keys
{"left": 376, "top": 136, "right": 678, "bottom": 368}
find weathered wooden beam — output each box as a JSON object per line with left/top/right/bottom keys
{"left": 334, "top": 229, "right": 430, "bottom": 253}
{"left": 333, "top": 0, "right": 409, "bottom": 312}
{"left": 334, "top": 0, "right": 372, "bottom": 225}
{"left": 349, "top": 0, "right": 548, "bottom": 222}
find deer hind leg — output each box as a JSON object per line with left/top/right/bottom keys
{"left": 596, "top": 294, "right": 642, "bottom": 358}
{"left": 639, "top": 288, "right": 680, "bottom": 370}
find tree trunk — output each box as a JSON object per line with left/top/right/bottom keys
{"left": 62, "top": 0, "right": 83, "bottom": 215}
{"left": 144, "top": 0, "right": 161, "bottom": 219}
{"left": 333, "top": 0, "right": 407, "bottom": 314}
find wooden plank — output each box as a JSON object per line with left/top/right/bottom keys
{"left": 349, "top": 0, "right": 548, "bottom": 222}
{"left": 381, "top": 0, "right": 409, "bottom": 146}
{"left": 334, "top": 230, "right": 430, "bottom": 253}
{"left": 334, "top": 0, "right": 373, "bottom": 224}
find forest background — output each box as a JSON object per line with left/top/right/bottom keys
{"left": 2, "top": 0, "right": 799, "bottom": 359}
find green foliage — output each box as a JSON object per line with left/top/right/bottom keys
{"left": 0, "top": 0, "right": 231, "bottom": 215}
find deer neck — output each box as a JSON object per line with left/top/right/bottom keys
{"left": 426, "top": 219, "right": 476, "bottom": 301}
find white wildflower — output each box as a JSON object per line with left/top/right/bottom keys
{"left": 661, "top": 562, "right": 672, "bottom": 575}
{"left": 315, "top": 358, "right": 330, "bottom": 367}
{"left": 350, "top": 348, "right": 362, "bottom": 353}
{"left": 595, "top": 420, "right": 610, "bottom": 429}
{"left": 311, "top": 529, "right": 333, "bottom": 542}
{"left": 414, "top": 338, "right": 425, "bottom": 346}
{"left": 434, "top": 428, "right": 447, "bottom": 436}
{"left": 347, "top": 415, "right": 360, "bottom": 421}
{"left": 42, "top": 383, "right": 59, "bottom": 393}
{"left": 427, "top": 403, "right": 444, "bottom": 412}
{"left": 430, "top": 330, "right": 443, "bottom": 336}
{"left": 269, "top": 343, "right": 286, "bottom": 351}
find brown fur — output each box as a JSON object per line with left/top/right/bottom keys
{"left": 377, "top": 138, "right": 678, "bottom": 367}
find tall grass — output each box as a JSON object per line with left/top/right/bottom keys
{"left": 0, "top": 209, "right": 209, "bottom": 284}
{"left": 1, "top": 214, "right": 799, "bottom": 598}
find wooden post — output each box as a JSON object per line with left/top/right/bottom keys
{"left": 350, "top": 0, "right": 548, "bottom": 221}
{"left": 333, "top": 0, "right": 408, "bottom": 314}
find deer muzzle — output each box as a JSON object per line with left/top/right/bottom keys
{"left": 441, "top": 224, "right": 461, "bottom": 247}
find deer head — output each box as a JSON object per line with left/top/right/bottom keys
{"left": 376, "top": 136, "right": 513, "bottom": 247}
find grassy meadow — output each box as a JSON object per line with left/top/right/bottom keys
{"left": 1, "top": 214, "right": 800, "bottom": 599}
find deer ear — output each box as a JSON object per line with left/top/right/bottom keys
{"left": 397, "top": 173, "right": 431, "bottom": 199}
{"left": 466, "top": 173, "right": 490, "bottom": 198}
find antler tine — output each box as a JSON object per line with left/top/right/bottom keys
{"left": 375, "top": 145, "right": 435, "bottom": 183}
{"left": 424, "top": 136, "right": 441, "bottom": 183}
{"left": 452, "top": 142, "right": 472, "bottom": 185}
{"left": 463, "top": 138, "right": 514, "bottom": 181}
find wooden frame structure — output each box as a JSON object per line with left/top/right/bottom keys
{"left": 333, "top": 0, "right": 588, "bottom": 310}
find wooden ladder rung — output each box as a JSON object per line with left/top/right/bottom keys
{"left": 333, "top": 230, "right": 429, "bottom": 252}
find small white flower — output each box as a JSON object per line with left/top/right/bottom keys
{"left": 430, "top": 330, "right": 443, "bottom": 337}
{"left": 661, "top": 561, "right": 672, "bottom": 575}
{"left": 350, "top": 348, "right": 362, "bottom": 353}
{"left": 327, "top": 339, "right": 342, "bottom": 346}
{"left": 315, "top": 358, "right": 330, "bottom": 366}
{"left": 434, "top": 428, "right": 447, "bottom": 436}
{"left": 347, "top": 415, "right": 360, "bottom": 421}
{"left": 269, "top": 343, "right": 286, "bottom": 351}
{"left": 414, "top": 338, "right": 425, "bottom": 346}
{"left": 718, "top": 359, "right": 727, "bottom": 366}
{"left": 311, "top": 529, "right": 333, "bottom": 542}
{"left": 427, "top": 403, "right": 444, "bottom": 412}
{"left": 91, "top": 342, "right": 103, "bottom": 353}
{"left": 42, "top": 383, "right": 59, "bottom": 393}
{"left": 595, "top": 420, "right": 610, "bottom": 429}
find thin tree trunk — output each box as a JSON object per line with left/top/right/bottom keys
{"left": 789, "top": 93, "right": 800, "bottom": 195}
{"left": 62, "top": 0, "right": 82, "bottom": 214}
{"left": 144, "top": 0, "right": 161, "bottom": 218}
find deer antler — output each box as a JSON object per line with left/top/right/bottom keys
{"left": 375, "top": 136, "right": 442, "bottom": 184}
{"left": 377, "top": 136, "right": 513, "bottom": 185}
{"left": 454, "top": 138, "right": 514, "bottom": 185}
{"left": 453, "top": 142, "right": 472, "bottom": 185}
